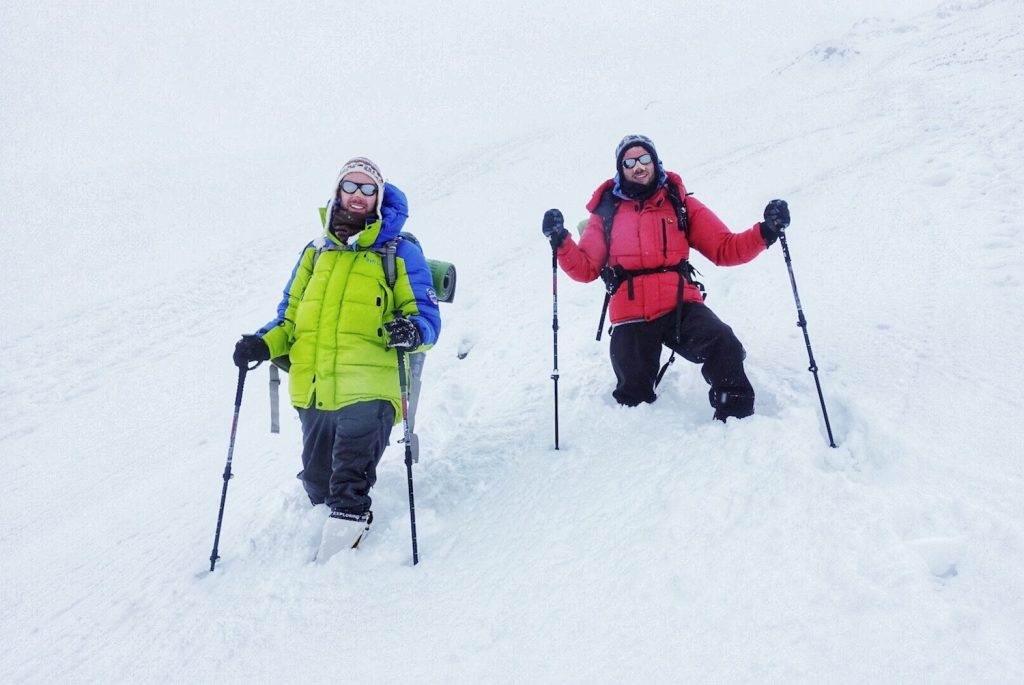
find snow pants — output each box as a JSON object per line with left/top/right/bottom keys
{"left": 609, "top": 303, "right": 755, "bottom": 420}
{"left": 296, "top": 400, "right": 395, "bottom": 513}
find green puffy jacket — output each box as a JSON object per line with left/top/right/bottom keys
{"left": 257, "top": 183, "right": 441, "bottom": 422}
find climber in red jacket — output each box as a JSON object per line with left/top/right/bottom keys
{"left": 542, "top": 134, "right": 790, "bottom": 421}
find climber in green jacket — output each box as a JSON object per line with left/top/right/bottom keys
{"left": 233, "top": 157, "right": 441, "bottom": 555}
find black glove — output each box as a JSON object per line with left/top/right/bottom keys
{"left": 233, "top": 334, "right": 270, "bottom": 368}
{"left": 384, "top": 317, "right": 422, "bottom": 351}
{"left": 542, "top": 208, "right": 569, "bottom": 249}
{"left": 599, "top": 264, "right": 626, "bottom": 295}
{"left": 760, "top": 199, "right": 790, "bottom": 247}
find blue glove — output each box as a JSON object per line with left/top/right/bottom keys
{"left": 384, "top": 317, "right": 422, "bottom": 351}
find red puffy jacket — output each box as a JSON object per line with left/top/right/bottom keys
{"left": 556, "top": 172, "right": 766, "bottom": 325}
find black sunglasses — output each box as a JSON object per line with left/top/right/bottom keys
{"left": 339, "top": 180, "right": 378, "bottom": 196}
{"left": 622, "top": 153, "right": 653, "bottom": 169}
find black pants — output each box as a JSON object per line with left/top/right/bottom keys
{"left": 296, "top": 400, "right": 396, "bottom": 513}
{"left": 609, "top": 303, "right": 754, "bottom": 419}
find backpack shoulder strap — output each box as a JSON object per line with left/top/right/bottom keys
{"left": 593, "top": 187, "right": 619, "bottom": 267}
{"left": 379, "top": 237, "right": 401, "bottom": 289}
{"left": 310, "top": 236, "right": 329, "bottom": 270}
{"left": 665, "top": 181, "right": 690, "bottom": 238}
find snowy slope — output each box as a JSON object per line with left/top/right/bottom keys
{"left": 2, "top": 1, "right": 1023, "bottom": 683}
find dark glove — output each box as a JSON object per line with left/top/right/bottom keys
{"left": 384, "top": 317, "right": 422, "bottom": 351}
{"left": 599, "top": 264, "right": 626, "bottom": 295}
{"left": 760, "top": 199, "right": 790, "bottom": 247}
{"left": 542, "top": 208, "right": 569, "bottom": 249}
{"left": 233, "top": 334, "right": 270, "bottom": 368}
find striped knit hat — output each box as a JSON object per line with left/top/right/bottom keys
{"left": 334, "top": 156, "right": 385, "bottom": 216}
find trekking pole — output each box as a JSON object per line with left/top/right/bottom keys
{"left": 551, "top": 246, "right": 560, "bottom": 449}
{"left": 209, "top": 363, "right": 255, "bottom": 571}
{"left": 395, "top": 345, "right": 420, "bottom": 565}
{"left": 595, "top": 292, "right": 610, "bottom": 341}
{"left": 778, "top": 232, "right": 837, "bottom": 448}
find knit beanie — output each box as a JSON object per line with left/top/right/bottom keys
{"left": 334, "top": 156, "right": 386, "bottom": 217}
{"left": 614, "top": 134, "right": 664, "bottom": 200}
{"left": 615, "top": 134, "right": 660, "bottom": 172}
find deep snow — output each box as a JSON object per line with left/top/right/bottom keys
{"left": 2, "top": 1, "right": 1023, "bottom": 683}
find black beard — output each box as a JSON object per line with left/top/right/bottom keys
{"left": 620, "top": 177, "right": 658, "bottom": 201}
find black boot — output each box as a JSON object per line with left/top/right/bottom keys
{"left": 710, "top": 388, "right": 754, "bottom": 422}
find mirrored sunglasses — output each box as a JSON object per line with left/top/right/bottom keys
{"left": 622, "top": 153, "right": 653, "bottom": 169}
{"left": 339, "top": 180, "right": 378, "bottom": 196}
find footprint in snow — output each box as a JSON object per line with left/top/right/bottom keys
{"left": 906, "top": 535, "right": 967, "bottom": 581}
